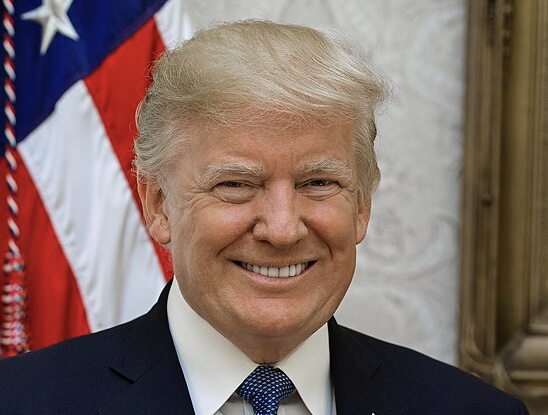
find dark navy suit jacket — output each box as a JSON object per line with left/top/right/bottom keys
{"left": 0, "top": 281, "right": 529, "bottom": 414}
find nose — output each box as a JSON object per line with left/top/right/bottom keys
{"left": 252, "top": 183, "right": 308, "bottom": 248}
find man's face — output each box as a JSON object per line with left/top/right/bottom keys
{"left": 140, "top": 122, "right": 371, "bottom": 359}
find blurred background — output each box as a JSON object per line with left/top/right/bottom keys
{"left": 3, "top": 0, "right": 466, "bottom": 364}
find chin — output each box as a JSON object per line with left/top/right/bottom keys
{"left": 243, "top": 312, "right": 319, "bottom": 341}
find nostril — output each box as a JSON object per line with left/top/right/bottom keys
{"left": 251, "top": 217, "right": 308, "bottom": 247}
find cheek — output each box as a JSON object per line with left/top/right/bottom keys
{"left": 198, "top": 203, "right": 256, "bottom": 241}
{"left": 307, "top": 201, "right": 360, "bottom": 246}
{"left": 170, "top": 202, "right": 254, "bottom": 268}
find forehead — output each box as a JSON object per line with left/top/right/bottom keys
{"left": 186, "top": 121, "right": 356, "bottom": 159}
{"left": 181, "top": 125, "right": 354, "bottom": 183}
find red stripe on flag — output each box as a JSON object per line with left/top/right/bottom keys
{"left": 2, "top": 151, "right": 91, "bottom": 350}
{"left": 85, "top": 18, "right": 172, "bottom": 280}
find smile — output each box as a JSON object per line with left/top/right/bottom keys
{"left": 236, "top": 261, "right": 312, "bottom": 278}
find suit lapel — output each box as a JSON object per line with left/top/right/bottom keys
{"left": 98, "top": 280, "right": 196, "bottom": 414}
{"left": 328, "top": 318, "right": 399, "bottom": 415}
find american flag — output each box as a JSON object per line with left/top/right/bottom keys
{"left": 0, "top": 0, "right": 192, "bottom": 356}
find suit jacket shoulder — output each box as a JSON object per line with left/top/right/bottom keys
{"left": 328, "top": 320, "right": 530, "bottom": 414}
{"left": 0, "top": 282, "right": 195, "bottom": 414}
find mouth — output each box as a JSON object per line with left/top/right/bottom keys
{"left": 234, "top": 261, "right": 314, "bottom": 278}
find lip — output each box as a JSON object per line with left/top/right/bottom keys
{"left": 234, "top": 260, "right": 314, "bottom": 278}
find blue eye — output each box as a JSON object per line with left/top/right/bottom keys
{"left": 308, "top": 179, "right": 332, "bottom": 186}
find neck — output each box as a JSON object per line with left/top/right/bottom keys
{"left": 236, "top": 338, "right": 302, "bottom": 364}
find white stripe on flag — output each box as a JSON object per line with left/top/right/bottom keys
{"left": 155, "top": 0, "right": 195, "bottom": 49}
{"left": 19, "top": 80, "right": 165, "bottom": 332}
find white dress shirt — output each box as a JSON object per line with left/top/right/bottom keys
{"left": 167, "top": 277, "right": 336, "bottom": 415}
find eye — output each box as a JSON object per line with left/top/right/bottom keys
{"left": 299, "top": 179, "right": 341, "bottom": 199}
{"left": 220, "top": 181, "right": 243, "bottom": 188}
{"left": 213, "top": 181, "right": 257, "bottom": 203}
{"left": 308, "top": 179, "right": 333, "bottom": 187}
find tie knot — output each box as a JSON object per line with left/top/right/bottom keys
{"left": 236, "top": 365, "right": 296, "bottom": 415}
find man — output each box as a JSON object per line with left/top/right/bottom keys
{"left": 0, "top": 20, "right": 529, "bottom": 414}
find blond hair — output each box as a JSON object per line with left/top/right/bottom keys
{"left": 135, "top": 20, "right": 388, "bottom": 199}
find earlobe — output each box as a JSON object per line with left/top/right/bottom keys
{"left": 137, "top": 177, "right": 171, "bottom": 245}
{"left": 356, "top": 197, "right": 372, "bottom": 244}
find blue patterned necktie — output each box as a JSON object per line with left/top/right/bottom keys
{"left": 236, "top": 365, "right": 296, "bottom": 415}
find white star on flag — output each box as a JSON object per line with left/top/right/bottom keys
{"left": 22, "top": 0, "right": 80, "bottom": 55}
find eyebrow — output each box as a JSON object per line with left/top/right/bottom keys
{"left": 297, "top": 158, "right": 353, "bottom": 179}
{"left": 195, "top": 158, "right": 353, "bottom": 188}
{"left": 196, "top": 162, "right": 265, "bottom": 188}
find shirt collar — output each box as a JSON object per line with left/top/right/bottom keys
{"left": 167, "top": 277, "right": 332, "bottom": 415}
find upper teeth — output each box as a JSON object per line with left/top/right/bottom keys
{"left": 239, "top": 262, "right": 310, "bottom": 278}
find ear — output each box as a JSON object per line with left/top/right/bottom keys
{"left": 356, "top": 197, "right": 372, "bottom": 244}
{"left": 137, "top": 175, "right": 171, "bottom": 245}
